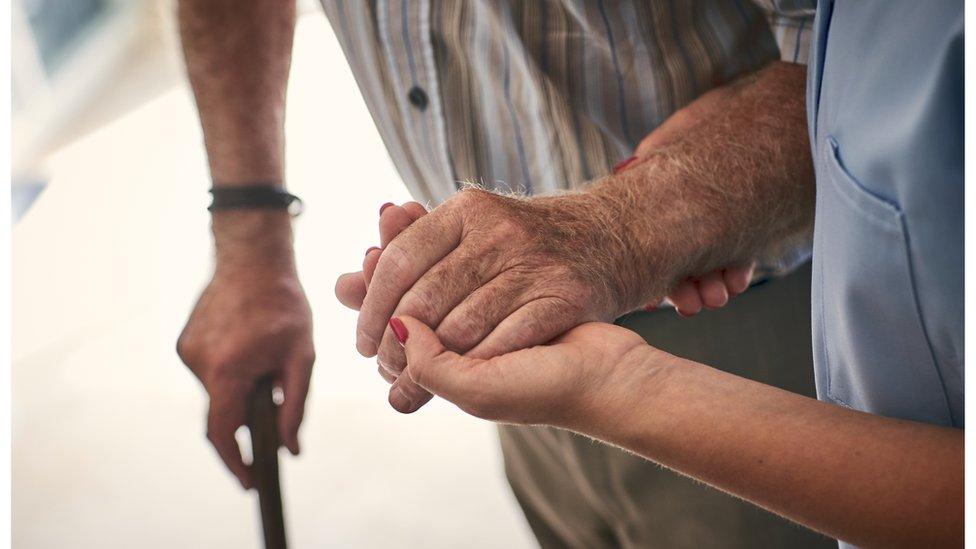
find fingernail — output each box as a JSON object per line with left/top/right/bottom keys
{"left": 612, "top": 155, "right": 637, "bottom": 174}
{"left": 379, "top": 202, "right": 394, "bottom": 216}
{"left": 366, "top": 246, "right": 381, "bottom": 256}
{"left": 389, "top": 387, "right": 413, "bottom": 413}
{"left": 389, "top": 317, "right": 409, "bottom": 346}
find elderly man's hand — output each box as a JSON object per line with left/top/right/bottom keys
{"left": 337, "top": 202, "right": 754, "bottom": 413}
{"left": 337, "top": 82, "right": 763, "bottom": 415}
{"left": 177, "top": 212, "right": 314, "bottom": 489}
{"left": 341, "top": 191, "right": 713, "bottom": 414}
{"left": 342, "top": 192, "right": 630, "bottom": 415}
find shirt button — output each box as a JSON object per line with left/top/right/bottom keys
{"left": 408, "top": 86, "right": 429, "bottom": 111}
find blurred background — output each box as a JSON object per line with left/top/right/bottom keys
{"left": 11, "top": 1, "right": 535, "bottom": 547}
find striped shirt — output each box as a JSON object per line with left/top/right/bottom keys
{"left": 319, "top": 0, "right": 815, "bottom": 269}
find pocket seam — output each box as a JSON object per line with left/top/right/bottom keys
{"left": 818, "top": 138, "right": 951, "bottom": 422}
{"left": 824, "top": 136, "right": 902, "bottom": 231}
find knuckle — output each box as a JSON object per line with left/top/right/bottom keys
{"left": 377, "top": 353, "right": 404, "bottom": 375}
{"left": 356, "top": 327, "right": 380, "bottom": 357}
{"left": 175, "top": 342, "right": 190, "bottom": 365}
{"left": 377, "top": 242, "right": 413, "bottom": 286}
{"left": 438, "top": 312, "right": 484, "bottom": 352}
{"left": 528, "top": 297, "right": 577, "bottom": 332}
{"left": 453, "top": 187, "right": 488, "bottom": 207}
{"left": 410, "top": 356, "right": 440, "bottom": 388}
{"left": 406, "top": 362, "right": 425, "bottom": 386}
{"left": 490, "top": 217, "right": 522, "bottom": 239}
{"left": 175, "top": 332, "right": 196, "bottom": 365}
{"left": 400, "top": 285, "right": 441, "bottom": 324}
{"left": 297, "top": 346, "right": 317, "bottom": 367}
{"left": 377, "top": 365, "right": 397, "bottom": 384}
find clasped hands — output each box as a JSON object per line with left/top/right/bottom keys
{"left": 335, "top": 189, "right": 753, "bottom": 422}
{"left": 336, "top": 83, "right": 754, "bottom": 423}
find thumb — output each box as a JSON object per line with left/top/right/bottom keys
{"left": 392, "top": 316, "right": 478, "bottom": 402}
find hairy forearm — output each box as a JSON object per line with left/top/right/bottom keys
{"left": 579, "top": 350, "right": 963, "bottom": 548}
{"left": 179, "top": 0, "right": 296, "bottom": 185}
{"left": 584, "top": 62, "right": 814, "bottom": 310}
{"left": 179, "top": 0, "right": 297, "bottom": 264}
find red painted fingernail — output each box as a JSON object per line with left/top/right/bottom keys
{"left": 612, "top": 155, "right": 637, "bottom": 174}
{"left": 366, "top": 246, "right": 380, "bottom": 256}
{"left": 380, "top": 202, "right": 394, "bottom": 215}
{"left": 389, "top": 317, "right": 409, "bottom": 345}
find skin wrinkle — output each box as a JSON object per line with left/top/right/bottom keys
{"left": 473, "top": 295, "right": 584, "bottom": 355}
{"left": 377, "top": 227, "right": 512, "bottom": 369}
{"left": 408, "top": 186, "right": 625, "bottom": 329}
{"left": 404, "top": 242, "right": 500, "bottom": 322}
{"left": 436, "top": 267, "right": 535, "bottom": 352}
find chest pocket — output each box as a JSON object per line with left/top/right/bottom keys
{"left": 811, "top": 137, "right": 951, "bottom": 424}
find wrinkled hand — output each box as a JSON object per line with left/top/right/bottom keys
{"left": 394, "top": 315, "right": 664, "bottom": 428}
{"left": 342, "top": 191, "right": 625, "bottom": 416}
{"left": 336, "top": 203, "right": 750, "bottom": 408}
{"left": 178, "top": 263, "right": 314, "bottom": 489}
{"left": 351, "top": 191, "right": 632, "bottom": 416}
{"left": 337, "top": 86, "right": 757, "bottom": 414}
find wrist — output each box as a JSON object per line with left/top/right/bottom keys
{"left": 211, "top": 209, "right": 296, "bottom": 274}
{"left": 573, "top": 177, "right": 683, "bottom": 313}
{"left": 573, "top": 345, "right": 680, "bottom": 450}
{"left": 583, "top": 156, "right": 729, "bottom": 309}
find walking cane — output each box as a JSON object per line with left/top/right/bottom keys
{"left": 247, "top": 376, "right": 288, "bottom": 549}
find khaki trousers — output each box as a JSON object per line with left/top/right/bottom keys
{"left": 499, "top": 263, "right": 835, "bottom": 548}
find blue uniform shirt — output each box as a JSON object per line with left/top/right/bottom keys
{"left": 808, "top": 0, "right": 963, "bottom": 430}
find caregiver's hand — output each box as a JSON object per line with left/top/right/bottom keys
{"left": 393, "top": 315, "right": 662, "bottom": 427}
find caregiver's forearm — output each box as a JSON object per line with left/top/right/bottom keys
{"left": 581, "top": 350, "right": 963, "bottom": 548}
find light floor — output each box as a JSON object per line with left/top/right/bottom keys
{"left": 12, "top": 11, "right": 535, "bottom": 549}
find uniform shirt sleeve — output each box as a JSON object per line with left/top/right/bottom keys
{"left": 753, "top": 0, "right": 816, "bottom": 64}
